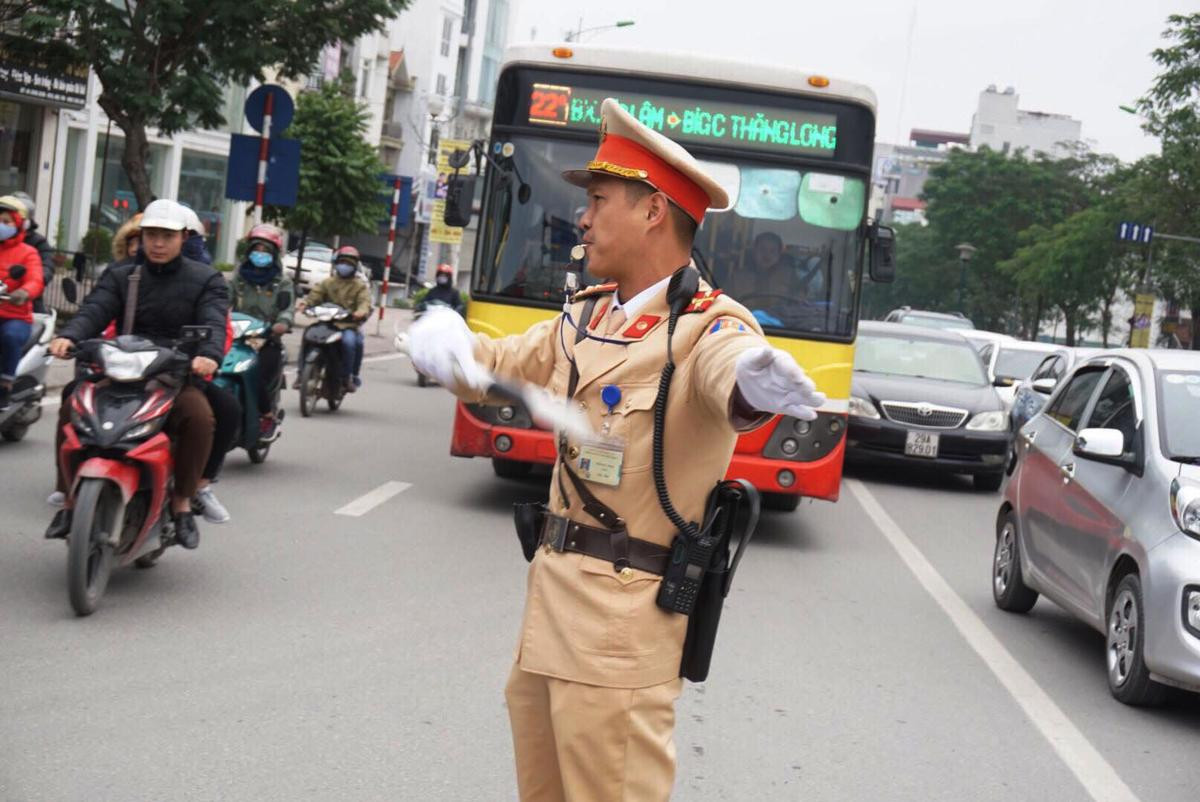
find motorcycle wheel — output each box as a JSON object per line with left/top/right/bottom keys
{"left": 67, "top": 478, "right": 118, "bottom": 616}
{"left": 247, "top": 442, "right": 271, "bottom": 464}
{"left": 1, "top": 423, "right": 29, "bottom": 442}
{"left": 299, "top": 360, "right": 320, "bottom": 418}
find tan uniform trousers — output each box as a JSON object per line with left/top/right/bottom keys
{"left": 505, "top": 663, "right": 683, "bottom": 802}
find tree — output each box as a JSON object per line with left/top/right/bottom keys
{"left": 14, "top": 0, "right": 406, "bottom": 208}
{"left": 1136, "top": 13, "right": 1200, "bottom": 348}
{"left": 860, "top": 223, "right": 955, "bottom": 320}
{"left": 265, "top": 78, "right": 387, "bottom": 283}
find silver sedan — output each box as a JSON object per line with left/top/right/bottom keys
{"left": 993, "top": 349, "right": 1200, "bottom": 705}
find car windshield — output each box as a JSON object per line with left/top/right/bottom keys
{"left": 472, "top": 135, "right": 866, "bottom": 339}
{"left": 291, "top": 245, "right": 332, "bottom": 262}
{"left": 1157, "top": 370, "right": 1200, "bottom": 460}
{"left": 901, "top": 313, "right": 974, "bottom": 331}
{"left": 855, "top": 333, "right": 988, "bottom": 385}
{"left": 994, "top": 347, "right": 1058, "bottom": 380}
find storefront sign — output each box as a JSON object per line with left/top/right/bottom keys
{"left": 0, "top": 48, "right": 87, "bottom": 109}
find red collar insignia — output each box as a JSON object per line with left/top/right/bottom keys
{"left": 621, "top": 313, "right": 663, "bottom": 339}
{"left": 684, "top": 289, "right": 723, "bottom": 313}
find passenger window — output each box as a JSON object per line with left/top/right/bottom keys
{"left": 1045, "top": 369, "right": 1105, "bottom": 432}
{"left": 1031, "top": 356, "right": 1055, "bottom": 381}
{"left": 1086, "top": 370, "right": 1137, "bottom": 452}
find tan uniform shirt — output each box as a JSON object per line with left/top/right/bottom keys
{"left": 467, "top": 280, "right": 770, "bottom": 689}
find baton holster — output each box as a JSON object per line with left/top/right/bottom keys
{"left": 679, "top": 479, "right": 759, "bottom": 683}
{"left": 513, "top": 501, "right": 548, "bottom": 563}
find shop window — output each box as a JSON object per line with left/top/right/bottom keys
{"left": 0, "top": 100, "right": 41, "bottom": 196}
{"left": 178, "top": 150, "right": 232, "bottom": 259}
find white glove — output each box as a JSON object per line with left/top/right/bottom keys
{"left": 734, "top": 346, "right": 826, "bottom": 421}
{"left": 404, "top": 306, "right": 491, "bottom": 392}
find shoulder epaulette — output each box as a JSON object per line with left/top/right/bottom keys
{"left": 684, "top": 289, "right": 724, "bottom": 313}
{"left": 570, "top": 282, "right": 618, "bottom": 303}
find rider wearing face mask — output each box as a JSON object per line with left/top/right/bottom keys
{"left": 424, "top": 263, "right": 465, "bottom": 314}
{"left": 0, "top": 195, "right": 44, "bottom": 409}
{"left": 230, "top": 224, "right": 294, "bottom": 435}
{"left": 295, "top": 245, "right": 371, "bottom": 391}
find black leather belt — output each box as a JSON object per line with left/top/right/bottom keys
{"left": 540, "top": 514, "right": 670, "bottom": 577}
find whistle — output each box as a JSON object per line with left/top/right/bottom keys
{"left": 570, "top": 244, "right": 587, "bottom": 261}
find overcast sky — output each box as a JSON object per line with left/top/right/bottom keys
{"left": 510, "top": 0, "right": 1193, "bottom": 163}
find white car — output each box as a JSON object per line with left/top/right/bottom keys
{"left": 281, "top": 242, "right": 334, "bottom": 292}
{"left": 953, "top": 328, "right": 1015, "bottom": 352}
{"left": 978, "top": 340, "right": 1068, "bottom": 407}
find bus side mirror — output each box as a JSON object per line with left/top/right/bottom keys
{"left": 869, "top": 223, "right": 896, "bottom": 283}
{"left": 444, "top": 174, "right": 477, "bottom": 228}
{"left": 448, "top": 149, "right": 471, "bottom": 170}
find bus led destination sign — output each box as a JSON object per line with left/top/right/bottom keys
{"left": 527, "top": 83, "right": 838, "bottom": 158}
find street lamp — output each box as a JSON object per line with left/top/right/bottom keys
{"left": 955, "top": 242, "right": 977, "bottom": 312}
{"left": 565, "top": 19, "right": 635, "bottom": 42}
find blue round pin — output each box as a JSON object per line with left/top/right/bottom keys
{"left": 601, "top": 384, "right": 622, "bottom": 413}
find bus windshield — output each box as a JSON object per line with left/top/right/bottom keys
{"left": 472, "top": 135, "right": 866, "bottom": 340}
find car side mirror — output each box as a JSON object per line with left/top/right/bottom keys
{"left": 1031, "top": 377, "right": 1057, "bottom": 395}
{"left": 444, "top": 174, "right": 477, "bottom": 228}
{"left": 868, "top": 223, "right": 896, "bottom": 283}
{"left": 62, "top": 277, "right": 78, "bottom": 304}
{"left": 1075, "top": 428, "right": 1125, "bottom": 459}
{"left": 276, "top": 291, "right": 292, "bottom": 311}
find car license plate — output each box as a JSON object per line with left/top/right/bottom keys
{"left": 905, "top": 431, "right": 940, "bottom": 458}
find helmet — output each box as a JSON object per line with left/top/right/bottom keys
{"left": 436, "top": 263, "right": 453, "bottom": 277}
{"left": 11, "top": 191, "right": 34, "bottom": 221}
{"left": 0, "top": 194, "right": 28, "bottom": 216}
{"left": 180, "top": 205, "right": 204, "bottom": 235}
{"left": 333, "top": 245, "right": 360, "bottom": 264}
{"left": 246, "top": 223, "right": 284, "bottom": 254}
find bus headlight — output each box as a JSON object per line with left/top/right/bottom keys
{"left": 793, "top": 419, "right": 811, "bottom": 435}
{"left": 849, "top": 395, "right": 879, "bottom": 419}
{"left": 780, "top": 437, "right": 800, "bottom": 456}
{"left": 498, "top": 405, "right": 516, "bottom": 422}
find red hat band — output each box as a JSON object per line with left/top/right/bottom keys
{"left": 588, "top": 133, "right": 710, "bottom": 223}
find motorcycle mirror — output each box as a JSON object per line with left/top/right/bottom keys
{"left": 8, "top": 264, "right": 26, "bottom": 280}
{"left": 276, "top": 291, "right": 292, "bottom": 310}
{"left": 517, "top": 183, "right": 532, "bottom": 205}
{"left": 62, "top": 277, "right": 78, "bottom": 303}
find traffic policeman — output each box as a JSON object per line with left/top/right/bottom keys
{"left": 407, "top": 98, "right": 825, "bottom": 801}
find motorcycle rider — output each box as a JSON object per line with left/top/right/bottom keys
{"left": 295, "top": 245, "right": 370, "bottom": 392}
{"left": 181, "top": 206, "right": 213, "bottom": 265}
{"left": 10, "top": 192, "right": 53, "bottom": 314}
{"left": 0, "top": 195, "right": 45, "bottom": 409}
{"left": 47, "top": 198, "right": 228, "bottom": 549}
{"left": 230, "top": 223, "right": 295, "bottom": 437}
{"left": 423, "top": 264, "right": 465, "bottom": 314}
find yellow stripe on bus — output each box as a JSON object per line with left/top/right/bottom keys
{"left": 467, "top": 298, "right": 854, "bottom": 401}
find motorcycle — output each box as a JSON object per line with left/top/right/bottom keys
{"left": 0, "top": 274, "right": 54, "bottom": 443}
{"left": 213, "top": 291, "right": 291, "bottom": 463}
{"left": 297, "top": 302, "right": 353, "bottom": 417}
{"left": 55, "top": 326, "right": 212, "bottom": 616}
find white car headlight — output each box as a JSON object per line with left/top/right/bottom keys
{"left": 849, "top": 395, "right": 880, "bottom": 419}
{"left": 101, "top": 345, "right": 158, "bottom": 382}
{"left": 966, "top": 410, "right": 1008, "bottom": 431}
{"left": 1170, "top": 479, "right": 1200, "bottom": 539}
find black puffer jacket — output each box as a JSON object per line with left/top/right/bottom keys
{"left": 60, "top": 254, "right": 229, "bottom": 363}
{"left": 24, "top": 224, "right": 53, "bottom": 313}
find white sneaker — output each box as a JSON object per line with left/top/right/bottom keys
{"left": 47, "top": 491, "right": 65, "bottom": 508}
{"left": 194, "top": 486, "right": 230, "bottom": 524}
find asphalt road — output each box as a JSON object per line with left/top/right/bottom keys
{"left": 2, "top": 351, "right": 1198, "bottom": 801}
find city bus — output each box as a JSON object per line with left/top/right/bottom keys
{"left": 443, "top": 43, "right": 893, "bottom": 510}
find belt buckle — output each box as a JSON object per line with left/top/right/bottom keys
{"left": 543, "top": 516, "right": 569, "bottom": 552}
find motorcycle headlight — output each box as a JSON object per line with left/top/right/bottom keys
{"left": 324, "top": 332, "right": 343, "bottom": 344}
{"left": 100, "top": 344, "right": 158, "bottom": 382}
{"left": 125, "top": 421, "right": 159, "bottom": 441}
{"left": 849, "top": 395, "right": 880, "bottom": 420}
{"left": 967, "top": 410, "right": 1008, "bottom": 431}
{"left": 1170, "top": 479, "right": 1200, "bottom": 540}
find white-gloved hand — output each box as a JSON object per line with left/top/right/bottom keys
{"left": 734, "top": 346, "right": 826, "bottom": 421}
{"left": 404, "top": 306, "right": 491, "bottom": 392}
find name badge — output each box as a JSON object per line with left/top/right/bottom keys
{"left": 577, "top": 442, "right": 624, "bottom": 487}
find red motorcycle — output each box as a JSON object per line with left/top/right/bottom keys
{"left": 56, "top": 328, "right": 209, "bottom": 616}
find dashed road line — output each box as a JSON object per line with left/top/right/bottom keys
{"left": 334, "top": 480, "right": 412, "bottom": 517}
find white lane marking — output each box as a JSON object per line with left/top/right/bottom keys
{"left": 335, "top": 480, "right": 412, "bottom": 517}
{"left": 845, "top": 479, "right": 1140, "bottom": 802}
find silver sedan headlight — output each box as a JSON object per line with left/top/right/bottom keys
{"left": 1170, "top": 479, "right": 1200, "bottom": 539}
{"left": 966, "top": 410, "right": 1008, "bottom": 431}
{"left": 849, "top": 395, "right": 880, "bottom": 420}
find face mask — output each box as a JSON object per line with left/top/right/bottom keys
{"left": 436, "top": 275, "right": 450, "bottom": 287}
{"left": 334, "top": 262, "right": 356, "bottom": 279}
{"left": 0, "top": 223, "right": 16, "bottom": 241}
{"left": 248, "top": 251, "right": 274, "bottom": 268}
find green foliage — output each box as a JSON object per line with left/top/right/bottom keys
{"left": 213, "top": 262, "right": 236, "bottom": 273}
{"left": 79, "top": 227, "right": 113, "bottom": 264}
{"left": 265, "top": 79, "right": 388, "bottom": 240}
{"left": 12, "top": 0, "right": 407, "bottom": 205}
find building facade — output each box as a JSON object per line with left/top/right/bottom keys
{"left": 969, "top": 85, "right": 1081, "bottom": 158}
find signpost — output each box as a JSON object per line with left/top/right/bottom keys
{"left": 375, "top": 174, "right": 413, "bottom": 332}
{"left": 225, "top": 84, "right": 300, "bottom": 219}
{"left": 1117, "top": 220, "right": 1200, "bottom": 348}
